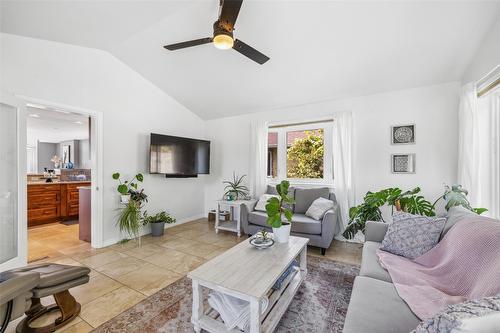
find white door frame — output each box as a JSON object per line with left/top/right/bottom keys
{"left": 17, "top": 95, "right": 105, "bottom": 249}
{"left": 0, "top": 91, "right": 27, "bottom": 271}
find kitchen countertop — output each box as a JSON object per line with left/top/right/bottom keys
{"left": 27, "top": 181, "right": 91, "bottom": 185}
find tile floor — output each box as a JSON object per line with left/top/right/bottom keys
{"left": 7, "top": 218, "right": 362, "bottom": 333}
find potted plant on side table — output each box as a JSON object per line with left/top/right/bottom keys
{"left": 143, "top": 211, "right": 176, "bottom": 237}
{"left": 265, "top": 180, "right": 295, "bottom": 243}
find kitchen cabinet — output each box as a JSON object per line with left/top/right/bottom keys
{"left": 27, "top": 182, "right": 91, "bottom": 227}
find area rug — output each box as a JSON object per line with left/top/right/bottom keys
{"left": 93, "top": 256, "right": 359, "bottom": 333}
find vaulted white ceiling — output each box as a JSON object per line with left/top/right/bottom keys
{"left": 2, "top": 1, "right": 499, "bottom": 119}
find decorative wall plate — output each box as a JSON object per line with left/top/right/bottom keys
{"left": 391, "top": 125, "right": 415, "bottom": 144}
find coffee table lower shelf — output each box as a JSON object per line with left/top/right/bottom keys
{"left": 196, "top": 267, "right": 305, "bottom": 333}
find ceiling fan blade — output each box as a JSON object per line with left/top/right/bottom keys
{"left": 218, "top": 0, "right": 243, "bottom": 32}
{"left": 163, "top": 37, "right": 212, "bottom": 51}
{"left": 233, "top": 39, "right": 269, "bottom": 64}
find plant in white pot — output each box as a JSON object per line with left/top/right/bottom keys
{"left": 112, "top": 172, "right": 144, "bottom": 204}
{"left": 265, "top": 180, "right": 295, "bottom": 243}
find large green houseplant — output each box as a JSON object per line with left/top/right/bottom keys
{"left": 343, "top": 184, "right": 487, "bottom": 239}
{"left": 343, "top": 187, "right": 434, "bottom": 239}
{"left": 265, "top": 180, "right": 295, "bottom": 243}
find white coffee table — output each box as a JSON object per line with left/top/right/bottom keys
{"left": 215, "top": 200, "right": 256, "bottom": 237}
{"left": 188, "top": 236, "right": 309, "bottom": 333}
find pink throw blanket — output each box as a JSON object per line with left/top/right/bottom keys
{"left": 377, "top": 215, "right": 500, "bottom": 319}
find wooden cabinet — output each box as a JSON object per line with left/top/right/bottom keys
{"left": 27, "top": 182, "right": 90, "bottom": 227}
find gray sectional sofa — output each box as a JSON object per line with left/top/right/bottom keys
{"left": 343, "top": 206, "right": 478, "bottom": 333}
{"left": 240, "top": 185, "right": 341, "bottom": 254}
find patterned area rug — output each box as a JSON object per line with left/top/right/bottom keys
{"left": 93, "top": 256, "right": 359, "bottom": 333}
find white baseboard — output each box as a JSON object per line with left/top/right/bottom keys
{"left": 99, "top": 213, "right": 206, "bottom": 248}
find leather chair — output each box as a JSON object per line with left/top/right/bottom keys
{"left": 0, "top": 271, "right": 40, "bottom": 333}
{"left": 1, "top": 263, "right": 90, "bottom": 333}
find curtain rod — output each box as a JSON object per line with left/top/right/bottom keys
{"left": 268, "top": 118, "right": 334, "bottom": 129}
{"left": 477, "top": 77, "right": 500, "bottom": 98}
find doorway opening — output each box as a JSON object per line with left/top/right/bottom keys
{"left": 23, "top": 99, "right": 103, "bottom": 263}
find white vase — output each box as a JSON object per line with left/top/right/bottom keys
{"left": 120, "top": 194, "right": 131, "bottom": 204}
{"left": 273, "top": 223, "right": 291, "bottom": 243}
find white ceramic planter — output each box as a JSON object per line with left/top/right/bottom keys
{"left": 273, "top": 223, "right": 291, "bottom": 243}
{"left": 120, "top": 194, "right": 131, "bottom": 204}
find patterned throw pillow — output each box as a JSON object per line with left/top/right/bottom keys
{"left": 412, "top": 296, "right": 500, "bottom": 333}
{"left": 380, "top": 211, "right": 446, "bottom": 259}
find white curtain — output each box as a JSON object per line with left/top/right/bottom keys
{"left": 332, "top": 111, "right": 354, "bottom": 234}
{"left": 457, "top": 83, "right": 479, "bottom": 205}
{"left": 476, "top": 88, "right": 500, "bottom": 218}
{"left": 458, "top": 82, "right": 500, "bottom": 219}
{"left": 250, "top": 120, "right": 268, "bottom": 198}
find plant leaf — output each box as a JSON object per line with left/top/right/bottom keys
{"left": 117, "top": 184, "right": 128, "bottom": 194}
{"left": 136, "top": 173, "right": 144, "bottom": 182}
{"left": 112, "top": 172, "right": 120, "bottom": 180}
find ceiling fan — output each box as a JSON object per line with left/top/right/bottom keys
{"left": 163, "top": 0, "right": 269, "bottom": 65}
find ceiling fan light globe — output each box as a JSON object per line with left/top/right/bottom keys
{"left": 213, "top": 34, "right": 234, "bottom": 50}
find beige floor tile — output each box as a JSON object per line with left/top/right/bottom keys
{"left": 70, "top": 272, "right": 122, "bottom": 305}
{"left": 57, "top": 320, "right": 93, "bottom": 333}
{"left": 173, "top": 228, "right": 207, "bottom": 240}
{"left": 94, "top": 256, "right": 147, "bottom": 278}
{"left": 178, "top": 242, "right": 221, "bottom": 258}
{"left": 115, "top": 263, "right": 181, "bottom": 296}
{"left": 122, "top": 244, "right": 166, "bottom": 259}
{"left": 79, "top": 286, "right": 145, "bottom": 327}
{"left": 200, "top": 248, "right": 227, "bottom": 260}
{"left": 158, "top": 237, "right": 200, "bottom": 251}
{"left": 77, "top": 250, "right": 128, "bottom": 269}
{"left": 142, "top": 249, "right": 205, "bottom": 274}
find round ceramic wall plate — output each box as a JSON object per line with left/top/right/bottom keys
{"left": 249, "top": 236, "right": 274, "bottom": 249}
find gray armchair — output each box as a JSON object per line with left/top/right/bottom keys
{"left": 241, "top": 186, "right": 341, "bottom": 254}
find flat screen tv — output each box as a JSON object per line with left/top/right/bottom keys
{"left": 149, "top": 133, "right": 210, "bottom": 177}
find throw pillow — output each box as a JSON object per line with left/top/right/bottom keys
{"left": 380, "top": 211, "right": 446, "bottom": 259}
{"left": 305, "top": 197, "right": 334, "bottom": 220}
{"left": 412, "top": 295, "right": 500, "bottom": 333}
{"left": 254, "top": 194, "right": 279, "bottom": 212}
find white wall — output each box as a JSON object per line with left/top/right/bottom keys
{"left": 1, "top": 33, "right": 206, "bottom": 245}
{"left": 462, "top": 15, "right": 500, "bottom": 83}
{"left": 204, "top": 82, "right": 460, "bottom": 213}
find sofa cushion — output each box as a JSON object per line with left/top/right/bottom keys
{"left": 294, "top": 187, "right": 330, "bottom": 213}
{"left": 248, "top": 211, "right": 322, "bottom": 235}
{"left": 254, "top": 194, "right": 279, "bottom": 212}
{"left": 343, "top": 276, "right": 420, "bottom": 333}
{"left": 441, "top": 205, "right": 477, "bottom": 240}
{"left": 248, "top": 211, "right": 269, "bottom": 228}
{"left": 305, "top": 197, "right": 334, "bottom": 220}
{"left": 266, "top": 185, "right": 295, "bottom": 211}
{"left": 381, "top": 211, "right": 446, "bottom": 259}
{"left": 360, "top": 241, "right": 392, "bottom": 283}
{"left": 290, "top": 214, "right": 322, "bottom": 235}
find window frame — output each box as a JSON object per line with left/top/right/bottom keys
{"left": 267, "top": 121, "right": 333, "bottom": 185}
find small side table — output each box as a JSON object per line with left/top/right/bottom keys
{"left": 215, "top": 200, "right": 256, "bottom": 237}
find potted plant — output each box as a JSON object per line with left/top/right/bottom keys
{"left": 118, "top": 200, "right": 142, "bottom": 240}
{"left": 113, "top": 172, "right": 148, "bottom": 242}
{"left": 265, "top": 180, "right": 295, "bottom": 243}
{"left": 142, "top": 211, "right": 176, "bottom": 237}
{"left": 223, "top": 172, "right": 249, "bottom": 200}
{"left": 112, "top": 172, "right": 145, "bottom": 203}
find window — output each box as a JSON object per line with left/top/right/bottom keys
{"left": 267, "top": 121, "right": 333, "bottom": 183}
{"left": 267, "top": 132, "right": 278, "bottom": 177}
